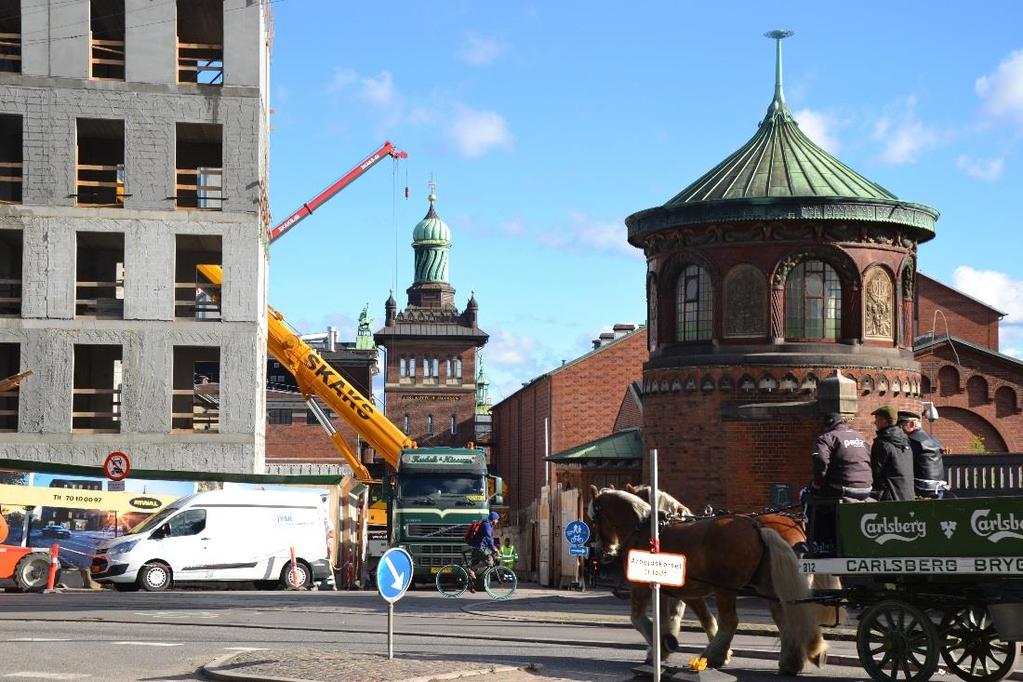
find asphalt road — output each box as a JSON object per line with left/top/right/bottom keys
{"left": 0, "top": 587, "right": 979, "bottom": 682}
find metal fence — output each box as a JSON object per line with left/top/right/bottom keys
{"left": 946, "top": 454, "right": 1023, "bottom": 498}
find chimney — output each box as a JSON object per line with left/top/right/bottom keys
{"left": 327, "top": 325, "right": 337, "bottom": 352}
{"left": 612, "top": 323, "right": 637, "bottom": 339}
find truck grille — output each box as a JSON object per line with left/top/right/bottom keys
{"left": 405, "top": 523, "right": 469, "bottom": 539}
{"left": 408, "top": 543, "right": 465, "bottom": 568}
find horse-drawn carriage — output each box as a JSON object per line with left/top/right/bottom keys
{"left": 800, "top": 496, "right": 1023, "bottom": 682}
{"left": 588, "top": 485, "right": 1022, "bottom": 682}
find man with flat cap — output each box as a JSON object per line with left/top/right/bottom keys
{"left": 870, "top": 405, "right": 915, "bottom": 501}
{"left": 898, "top": 410, "right": 946, "bottom": 498}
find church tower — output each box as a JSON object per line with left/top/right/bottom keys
{"left": 375, "top": 187, "right": 489, "bottom": 450}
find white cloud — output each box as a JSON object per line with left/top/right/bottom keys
{"left": 538, "top": 211, "right": 640, "bottom": 259}
{"left": 951, "top": 266, "right": 1023, "bottom": 322}
{"left": 449, "top": 106, "right": 513, "bottom": 158}
{"left": 485, "top": 328, "right": 537, "bottom": 366}
{"left": 872, "top": 96, "right": 939, "bottom": 165}
{"left": 327, "top": 67, "right": 399, "bottom": 108}
{"left": 976, "top": 49, "right": 1023, "bottom": 125}
{"left": 793, "top": 108, "right": 842, "bottom": 153}
{"left": 956, "top": 154, "right": 1005, "bottom": 181}
{"left": 457, "top": 32, "right": 509, "bottom": 66}
{"left": 357, "top": 71, "right": 398, "bottom": 107}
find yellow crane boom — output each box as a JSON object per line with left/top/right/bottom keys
{"left": 197, "top": 264, "right": 412, "bottom": 481}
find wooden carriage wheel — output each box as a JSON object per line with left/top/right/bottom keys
{"left": 940, "top": 606, "right": 1018, "bottom": 682}
{"left": 856, "top": 600, "right": 940, "bottom": 682}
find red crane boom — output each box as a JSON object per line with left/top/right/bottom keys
{"left": 267, "top": 141, "right": 408, "bottom": 244}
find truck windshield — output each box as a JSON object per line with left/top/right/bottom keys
{"left": 399, "top": 476, "right": 483, "bottom": 499}
{"left": 126, "top": 505, "right": 180, "bottom": 535}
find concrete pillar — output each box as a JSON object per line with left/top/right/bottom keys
{"left": 223, "top": 0, "right": 260, "bottom": 87}
{"left": 123, "top": 223, "right": 174, "bottom": 321}
{"left": 49, "top": 1, "right": 90, "bottom": 80}
{"left": 19, "top": 0, "right": 49, "bottom": 76}
{"left": 818, "top": 369, "right": 858, "bottom": 417}
{"left": 125, "top": 0, "right": 176, "bottom": 85}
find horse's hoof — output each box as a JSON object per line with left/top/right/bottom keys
{"left": 663, "top": 634, "right": 680, "bottom": 652}
{"left": 811, "top": 650, "right": 827, "bottom": 668}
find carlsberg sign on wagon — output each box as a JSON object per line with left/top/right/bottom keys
{"left": 838, "top": 498, "right": 1023, "bottom": 558}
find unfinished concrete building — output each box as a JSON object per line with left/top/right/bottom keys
{"left": 0, "top": 1, "right": 271, "bottom": 473}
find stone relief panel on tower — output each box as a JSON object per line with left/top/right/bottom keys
{"left": 723, "top": 265, "right": 767, "bottom": 338}
{"left": 863, "top": 266, "right": 894, "bottom": 340}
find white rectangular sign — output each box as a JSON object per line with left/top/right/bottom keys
{"left": 626, "top": 550, "right": 686, "bottom": 586}
{"left": 799, "top": 556, "right": 1023, "bottom": 576}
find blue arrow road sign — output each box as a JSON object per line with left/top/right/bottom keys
{"left": 377, "top": 547, "right": 414, "bottom": 604}
{"left": 565, "top": 520, "right": 590, "bottom": 546}
{"left": 569, "top": 546, "right": 589, "bottom": 557}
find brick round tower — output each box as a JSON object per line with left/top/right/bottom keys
{"left": 624, "top": 33, "right": 940, "bottom": 510}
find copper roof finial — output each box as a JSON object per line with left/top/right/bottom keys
{"left": 764, "top": 30, "right": 794, "bottom": 118}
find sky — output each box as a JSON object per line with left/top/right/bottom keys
{"left": 265, "top": 2, "right": 1023, "bottom": 402}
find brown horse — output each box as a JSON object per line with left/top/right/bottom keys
{"left": 625, "top": 484, "right": 841, "bottom": 662}
{"left": 588, "top": 486, "right": 824, "bottom": 675}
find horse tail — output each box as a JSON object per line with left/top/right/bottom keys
{"left": 759, "top": 527, "right": 823, "bottom": 674}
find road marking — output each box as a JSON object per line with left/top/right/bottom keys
{"left": 113, "top": 641, "right": 183, "bottom": 647}
{"left": 223, "top": 647, "right": 269, "bottom": 651}
{"left": 8, "top": 638, "right": 73, "bottom": 642}
{"left": 2, "top": 674, "right": 90, "bottom": 680}
{"left": 134, "top": 611, "right": 219, "bottom": 619}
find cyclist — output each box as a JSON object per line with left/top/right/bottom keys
{"left": 467, "top": 511, "right": 500, "bottom": 593}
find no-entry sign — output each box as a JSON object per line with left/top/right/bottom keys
{"left": 626, "top": 549, "right": 686, "bottom": 587}
{"left": 104, "top": 451, "right": 131, "bottom": 481}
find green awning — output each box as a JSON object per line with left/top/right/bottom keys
{"left": 546, "top": 428, "right": 643, "bottom": 462}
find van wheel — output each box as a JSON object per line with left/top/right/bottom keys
{"left": 14, "top": 553, "right": 50, "bottom": 592}
{"left": 137, "top": 562, "right": 172, "bottom": 592}
{"left": 280, "top": 561, "right": 311, "bottom": 589}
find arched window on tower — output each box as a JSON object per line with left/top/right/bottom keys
{"left": 399, "top": 356, "right": 408, "bottom": 378}
{"left": 426, "top": 414, "right": 434, "bottom": 435}
{"left": 431, "top": 357, "right": 439, "bottom": 379}
{"left": 454, "top": 357, "right": 462, "bottom": 380}
{"left": 450, "top": 414, "right": 457, "bottom": 435}
{"left": 403, "top": 414, "right": 409, "bottom": 434}
{"left": 675, "top": 265, "right": 712, "bottom": 341}
{"left": 785, "top": 260, "right": 841, "bottom": 340}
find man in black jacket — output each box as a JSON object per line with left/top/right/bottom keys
{"left": 870, "top": 405, "right": 915, "bottom": 501}
{"left": 804, "top": 413, "right": 873, "bottom": 554}
{"left": 898, "top": 410, "right": 947, "bottom": 498}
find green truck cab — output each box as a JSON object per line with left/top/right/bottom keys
{"left": 386, "top": 448, "right": 503, "bottom": 583}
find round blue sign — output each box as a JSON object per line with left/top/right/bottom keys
{"left": 565, "top": 520, "right": 590, "bottom": 546}
{"left": 376, "top": 547, "right": 414, "bottom": 604}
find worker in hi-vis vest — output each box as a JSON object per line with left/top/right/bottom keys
{"left": 499, "top": 537, "right": 518, "bottom": 570}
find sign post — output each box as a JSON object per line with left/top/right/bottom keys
{"left": 651, "top": 448, "right": 661, "bottom": 682}
{"left": 376, "top": 547, "right": 414, "bottom": 660}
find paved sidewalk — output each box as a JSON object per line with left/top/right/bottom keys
{"left": 202, "top": 650, "right": 529, "bottom": 682}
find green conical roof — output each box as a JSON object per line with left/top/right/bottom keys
{"left": 412, "top": 196, "right": 451, "bottom": 243}
{"left": 625, "top": 32, "right": 938, "bottom": 245}
{"left": 668, "top": 36, "right": 894, "bottom": 204}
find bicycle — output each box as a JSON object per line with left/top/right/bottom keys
{"left": 435, "top": 550, "right": 517, "bottom": 600}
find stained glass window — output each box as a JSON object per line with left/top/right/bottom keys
{"left": 785, "top": 260, "right": 841, "bottom": 340}
{"left": 675, "top": 265, "right": 712, "bottom": 341}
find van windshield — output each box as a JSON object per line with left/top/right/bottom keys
{"left": 127, "top": 505, "right": 180, "bottom": 535}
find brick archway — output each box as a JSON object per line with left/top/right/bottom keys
{"left": 931, "top": 406, "right": 1008, "bottom": 454}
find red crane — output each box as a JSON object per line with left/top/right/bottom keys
{"left": 267, "top": 141, "right": 408, "bottom": 244}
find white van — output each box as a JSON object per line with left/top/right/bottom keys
{"left": 91, "top": 489, "right": 331, "bottom": 592}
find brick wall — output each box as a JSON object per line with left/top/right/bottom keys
{"left": 613, "top": 384, "right": 643, "bottom": 432}
{"left": 917, "top": 342, "right": 1023, "bottom": 452}
{"left": 917, "top": 274, "right": 1001, "bottom": 351}
{"left": 641, "top": 366, "right": 924, "bottom": 510}
{"left": 491, "top": 328, "right": 648, "bottom": 511}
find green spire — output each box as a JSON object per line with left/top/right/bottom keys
{"left": 411, "top": 181, "right": 452, "bottom": 283}
{"left": 355, "top": 303, "right": 375, "bottom": 350}
{"left": 764, "top": 29, "right": 793, "bottom": 121}
{"left": 475, "top": 356, "right": 491, "bottom": 415}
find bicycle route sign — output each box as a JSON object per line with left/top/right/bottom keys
{"left": 565, "top": 520, "right": 590, "bottom": 546}
{"left": 377, "top": 547, "right": 414, "bottom": 604}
